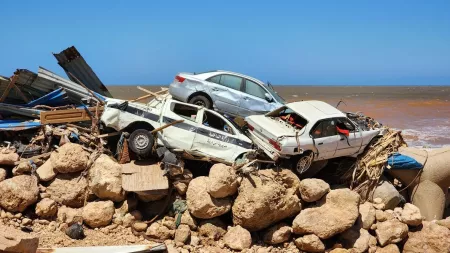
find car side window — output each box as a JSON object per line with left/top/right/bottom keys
{"left": 337, "top": 118, "right": 356, "bottom": 132}
{"left": 171, "top": 102, "right": 198, "bottom": 122}
{"left": 219, "top": 75, "right": 242, "bottom": 91}
{"left": 202, "top": 110, "right": 234, "bottom": 135}
{"left": 245, "top": 80, "right": 266, "bottom": 99}
{"left": 207, "top": 75, "right": 221, "bottom": 84}
{"left": 312, "top": 119, "right": 337, "bottom": 138}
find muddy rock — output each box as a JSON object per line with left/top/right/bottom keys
{"left": 0, "top": 225, "right": 39, "bottom": 253}
{"left": 198, "top": 218, "right": 227, "bottom": 240}
{"left": 0, "top": 175, "right": 39, "bottom": 212}
{"left": 174, "top": 181, "right": 189, "bottom": 195}
{"left": 173, "top": 169, "right": 193, "bottom": 196}
{"left": 436, "top": 217, "right": 450, "bottom": 229}
{"left": 232, "top": 169, "right": 301, "bottom": 231}
{"left": 57, "top": 206, "right": 82, "bottom": 225}
{"left": 294, "top": 234, "right": 325, "bottom": 253}
{"left": 82, "top": 201, "right": 115, "bottom": 228}
{"left": 376, "top": 244, "right": 400, "bottom": 253}
{"left": 293, "top": 188, "right": 360, "bottom": 239}
{"left": 12, "top": 162, "right": 32, "bottom": 176}
{"left": 261, "top": 168, "right": 301, "bottom": 195}
{"left": 115, "top": 196, "right": 138, "bottom": 217}
{"left": 0, "top": 168, "right": 6, "bottom": 182}
{"left": 263, "top": 223, "right": 292, "bottom": 245}
{"left": 299, "top": 178, "right": 330, "bottom": 202}
{"left": 358, "top": 202, "right": 376, "bottom": 230}
{"left": 35, "top": 198, "right": 58, "bottom": 218}
{"left": 187, "top": 176, "right": 232, "bottom": 219}
{"left": 181, "top": 210, "right": 198, "bottom": 230}
{"left": 50, "top": 143, "right": 89, "bottom": 173}
{"left": 400, "top": 203, "right": 423, "bottom": 226}
{"left": 0, "top": 149, "right": 19, "bottom": 165}
{"left": 403, "top": 221, "right": 450, "bottom": 253}
{"left": 36, "top": 159, "right": 56, "bottom": 182}
{"left": 340, "top": 227, "right": 371, "bottom": 253}
{"left": 132, "top": 221, "right": 148, "bottom": 232}
{"left": 175, "top": 224, "right": 191, "bottom": 245}
{"left": 145, "top": 222, "right": 174, "bottom": 240}
{"left": 88, "top": 154, "right": 125, "bottom": 202}
{"left": 223, "top": 225, "right": 252, "bottom": 251}
{"left": 375, "top": 219, "right": 408, "bottom": 246}
{"left": 375, "top": 210, "right": 394, "bottom": 222}
{"left": 47, "top": 173, "right": 87, "bottom": 208}
{"left": 371, "top": 180, "right": 401, "bottom": 210}
{"left": 207, "top": 163, "right": 238, "bottom": 198}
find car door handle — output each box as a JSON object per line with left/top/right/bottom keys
{"left": 318, "top": 142, "right": 323, "bottom": 145}
{"left": 211, "top": 88, "right": 219, "bottom": 91}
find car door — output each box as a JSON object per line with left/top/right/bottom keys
{"left": 191, "top": 109, "right": 239, "bottom": 162}
{"left": 334, "top": 117, "right": 363, "bottom": 157}
{"left": 239, "top": 79, "right": 274, "bottom": 117}
{"left": 310, "top": 119, "right": 340, "bottom": 160}
{"left": 205, "top": 74, "right": 243, "bottom": 115}
{"left": 161, "top": 101, "right": 200, "bottom": 150}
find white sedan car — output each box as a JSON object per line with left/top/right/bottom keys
{"left": 245, "top": 100, "right": 381, "bottom": 174}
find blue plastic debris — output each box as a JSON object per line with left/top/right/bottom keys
{"left": 0, "top": 119, "right": 41, "bottom": 131}
{"left": 387, "top": 153, "right": 423, "bottom": 170}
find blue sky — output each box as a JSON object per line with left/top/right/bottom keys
{"left": 0, "top": 1, "right": 449, "bottom": 85}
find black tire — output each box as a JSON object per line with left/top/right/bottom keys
{"left": 189, "top": 95, "right": 212, "bottom": 109}
{"left": 128, "top": 129, "right": 154, "bottom": 156}
{"left": 291, "top": 151, "right": 314, "bottom": 175}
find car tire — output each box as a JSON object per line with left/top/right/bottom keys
{"left": 189, "top": 95, "right": 211, "bottom": 109}
{"left": 292, "top": 152, "right": 314, "bottom": 175}
{"left": 128, "top": 129, "right": 154, "bottom": 156}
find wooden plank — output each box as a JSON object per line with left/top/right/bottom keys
{"left": 0, "top": 74, "right": 19, "bottom": 102}
{"left": 40, "top": 107, "right": 104, "bottom": 124}
{"left": 130, "top": 87, "right": 168, "bottom": 102}
{"left": 122, "top": 161, "right": 169, "bottom": 192}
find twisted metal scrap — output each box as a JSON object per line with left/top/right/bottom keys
{"left": 350, "top": 128, "right": 407, "bottom": 200}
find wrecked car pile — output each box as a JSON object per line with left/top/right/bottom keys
{"left": 0, "top": 47, "right": 450, "bottom": 253}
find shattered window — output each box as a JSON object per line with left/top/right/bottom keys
{"left": 207, "top": 75, "right": 221, "bottom": 84}
{"left": 312, "top": 120, "right": 337, "bottom": 138}
{"left": 269, "top": 107, "right": 307, "bottom": 129}
{"left": 245, "top": 80, "right": 266, "bottom": 99}
{"left": 336, "top": 118, "right": 356, "bottom": 132}
{"left": 171, "top": 103, "right": 198, "bottom": 122}
{"left": 219, "top": 75, "right": 242, "bottom": 91}
{"left": 202, "top": 111, "right": 234, "bottom": 135}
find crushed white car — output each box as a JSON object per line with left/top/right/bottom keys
{"left": 245, "top": 100, "right": 381, "bottom": 174}
{"left": 101, "top": 95, "right": 254, "bottom": 164}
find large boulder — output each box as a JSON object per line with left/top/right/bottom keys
{"left": 223, "top": 225, "right": 252, "bottom": 251}
{"left": 371, "top": 180, "right": 402, "bottom": 210}
{"left": 403, "top": 221, "right": 450, "bottom": 253}
{"left": 47, "top": 173, "right": 88, "bottom": 208}
{"left": 400, "top": 203, "right": 423, "bottom": 226}
{"left": 232, "top": 169, "right": 301, "bottom": 231}
{"left": 82, "top": 200, "right": 115, "bottom": 228}
{"left": 88, "top": 154, "right": 125, "bottom": 202}
{"left": 375, "top": 219, "right": 408, "bottom": 246}
{"left": 0, "top": 175, "right": 39, "bottom": 212}
{"left": 263, "top": 223, "right": 292, "bottom": 245}
{"left": 186, "top": 176, "right": 232, "bottom": 219}
{"left": 35, "top": 198, "right": 58, "bottom": 218}
{"left": 57, "top": 206, "right": 83, "bottom": 225}
{"left": 207, "top": 163, "right": 238, "bottom": 198}
{"left": 50, "top": 143, "right": 89, "bottom": 173}
{"left": 299, "top": 178, "right": 330, "bottom": 202}
{"left": 294, "top": 234, "right": 325, "bottom": 253}
{"left": 0, "top": 225, "right": 39, "bottom": 253}
{"left": 292, "top": 189, "right": 360, "bottom": 239}
{"left": 36, "top": 159, "right": 56, "bottom": 182}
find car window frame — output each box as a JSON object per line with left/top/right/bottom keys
{"left": 309, "top": 118, "right": 339, "bottom": 138}
{"left": 198, "top": 108, "right": 237, "bottom": 136}
{"left": 206, "top": 74, "right": 222, "bottom": 84}
{"left": 243, "top": 79, "right": 271, "bottom": 100}
{"left": 169, "top": 101, "right": 201, "bottom": 123}
{"left": 211, "top": 74, "right": 244, "bottom": 91}
{"left": 336, "top": 117, "right": 359, "bottom": 133}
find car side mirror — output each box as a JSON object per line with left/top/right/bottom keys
{"left": 264, "top": 93, "right": 273, "bottom": 102}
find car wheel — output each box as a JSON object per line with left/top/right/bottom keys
{"left": 292, "top": 152, "right": 314, "bottom": 175}
{"left": 128, "top": 129, "right": 154, "bottom": 156}
{"left": 189, "top": 95, "right": 211, "bottom": 109}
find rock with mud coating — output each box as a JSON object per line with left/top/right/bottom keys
{"left": 50, "top": 143, "right": 89, "bottom": 173}
{"left": 0, "top": 175, "right": 39, "bottom": 212}
{"left": 207, "top": 163, "right": 238, "bottom": 198}
{"left": 88, "top": 154, "right": 125, "bottom": 202}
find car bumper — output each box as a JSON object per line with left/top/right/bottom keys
{"left": 246, "top": 130, "right": 283, "bottom": 161}
{"left": 169, "top": 83, "right": 189, "bottom": 102}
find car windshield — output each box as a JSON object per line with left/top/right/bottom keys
{"left": 263, "top": 82, "right": 285, "bottom": 104}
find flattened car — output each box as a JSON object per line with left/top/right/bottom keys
{"left": 101, "top": 95, "right": 254, "bottom": 164}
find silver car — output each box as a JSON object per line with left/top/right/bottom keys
{"left": 169, "top": 70, "right": 285, "bottom": 117}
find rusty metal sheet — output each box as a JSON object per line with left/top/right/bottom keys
{"left": 40, "top": 107, "right": 103, "bottom": 124}
{"left": 122, "top": 160, "right": 169, "bottom": 193}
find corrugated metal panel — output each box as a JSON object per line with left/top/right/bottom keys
{"left": 0, "top": 119, "right": 41, "bottom": 131}
{"left": 0, "top": 103, "right": 42, "bottom": 118}
{"left": 53, "top": 46, "right": 112, "bottom": 97}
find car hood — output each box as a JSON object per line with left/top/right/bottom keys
{"left": 246, "top": 115, "right": 305, "bottom": 139}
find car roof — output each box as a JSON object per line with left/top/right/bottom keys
{"left": 286, "top": 100, "right": 346, "bottom": 122}
{"left": 197, "top": 70, "right": 266, "bottom": 86}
